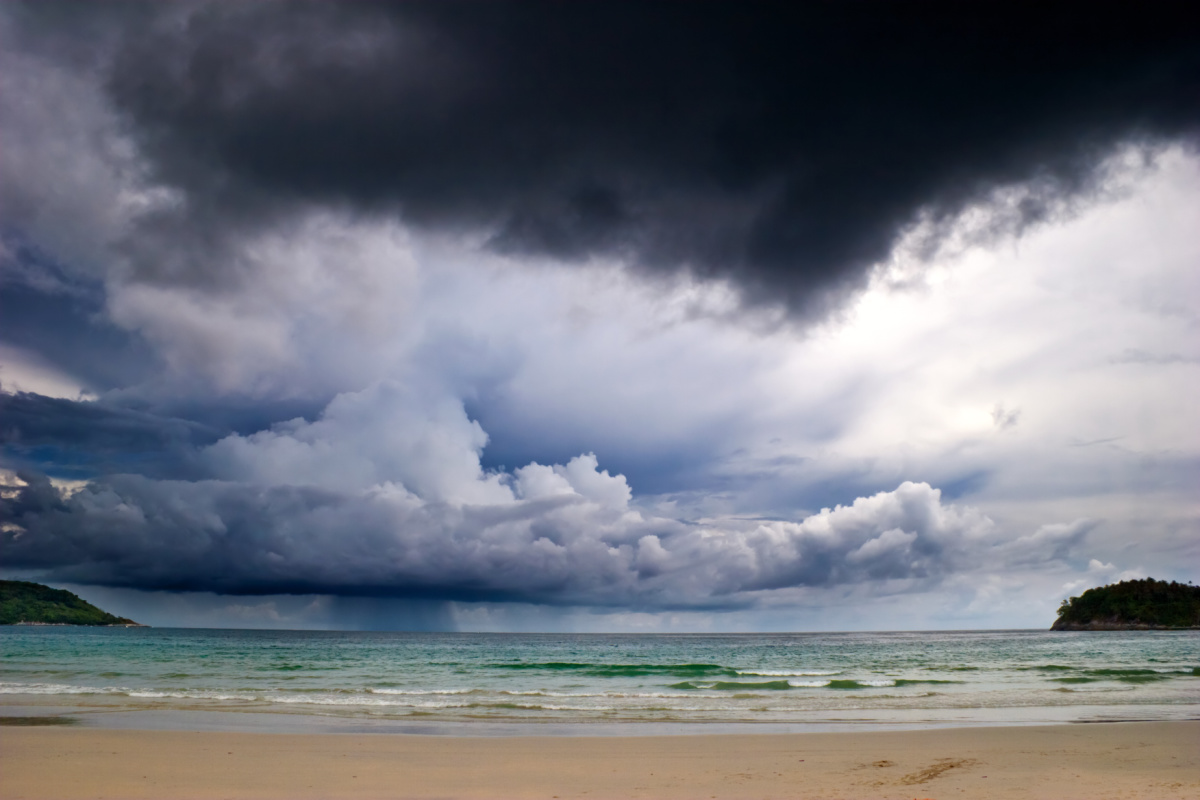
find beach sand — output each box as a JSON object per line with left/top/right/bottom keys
{"left": 2, "top": 720, "right": 1197, "bottom": 799}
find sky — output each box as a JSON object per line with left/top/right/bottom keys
{"left": 1, "top": 1, "right": 1197, "bottom": 632}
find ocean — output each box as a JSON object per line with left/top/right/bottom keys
{"left": 2, "top": 627, "right": 1197, "bottom": 733}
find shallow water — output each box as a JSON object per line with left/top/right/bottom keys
{"left": 2, "top": 627, "right": 1197, "bottom": 730}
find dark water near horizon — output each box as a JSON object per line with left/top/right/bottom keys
{"left": 2, "top": 627, "right": 1197, "bottom": 731}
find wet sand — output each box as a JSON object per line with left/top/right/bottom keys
{"left": 2, "top": 720, "right": 1197, "bottom": 799}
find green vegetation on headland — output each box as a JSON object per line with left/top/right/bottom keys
{"left": 0, "top": 580, "right": 145, "bottom": 626}
{"left": 1052, "top": 578, "right": 1200, "bottom": 630}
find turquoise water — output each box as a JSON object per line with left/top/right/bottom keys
{"left": 2, "top": 628, "right": 1197, "bottom": 729}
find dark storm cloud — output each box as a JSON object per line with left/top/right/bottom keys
{"left": 70, "top": 0, "right": 1200, "bottom": 310}
{"left": 2, "top": 474, "right": 1073, "bottom": 609}
{"left": 0, "top": 391, "right": 223, "bottom": 479}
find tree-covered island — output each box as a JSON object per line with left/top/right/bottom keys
{"left": 0, "top": 580, "right": 145, "bottom": 626}
{"left": 1052, "top": 578, "right": 1200, "bottom": 630}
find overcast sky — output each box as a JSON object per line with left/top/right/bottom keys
{"left": 2, "top": 1, "right": 1197, "bottom": 631}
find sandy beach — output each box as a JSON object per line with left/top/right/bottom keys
{"left": 2, "top": 720, "right": 1197, "bottom": 799}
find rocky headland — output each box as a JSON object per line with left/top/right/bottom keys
{"left": 0, "top": 580, "right": 146, "bottom": 626}
{"left": 1051, "top": 578, "right": 1200, "bottom": 630}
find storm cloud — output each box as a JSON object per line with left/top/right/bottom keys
{"left": 3, "top": 465, "right": 1008, "bottom": 608}
{"left": 0, "top": 391, "right": 223, "bottom": 479}
{"left": 0, "top": 379, "right": 1090, "bottom": 610}
{"left": 1, "top": 3, "right": 1197, "bottom": 630}
{"left": 11, "top": 0, "right": 1200, "bottom": 312}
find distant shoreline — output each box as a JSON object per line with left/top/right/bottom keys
{"left": 1051, "top": 623, "right": 1200, "bottom": 631}
{"left": 1051, "top": 578, "right": 1200, "bottom": 630}
{"left": 0, "top": 580, "right": 144, "bottom": 627}
{"left": 6, "top": 621, "right": 149, "bottom": 628}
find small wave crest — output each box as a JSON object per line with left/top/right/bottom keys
{"left": 670, "top": 679, "right": 791, "bottom": 691}
{"left": 893, "top": 679, "right": 966, "bottom": 687}
{"left": 1043, "top": 667, "right": 1190, "bottom": 684}
{"left": 735, "top": 670, "right": 841, "bottom": 677}
{"left": 487, "top": 662, "right": 740, "bottom": 678}
{"left": 366, "top": 688, "right": 474, "bottom": 696}
{"left": 670, "top": 678, "right": 913, "bottom": 691}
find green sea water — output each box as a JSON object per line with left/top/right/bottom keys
{"left": 2, "top": 628, "right": 1197, "bottom": 730}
